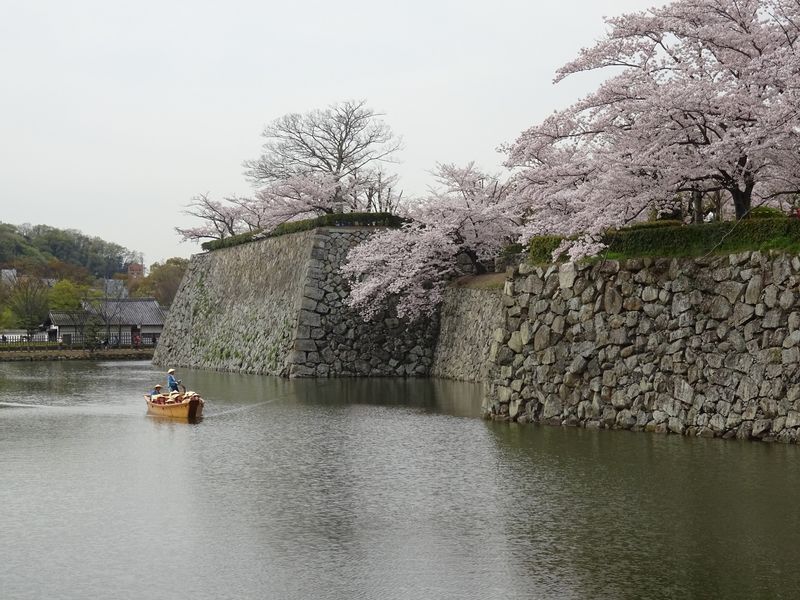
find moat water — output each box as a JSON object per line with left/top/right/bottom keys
{"left": 1, "top": 360, "right": 799, "bottom": 599}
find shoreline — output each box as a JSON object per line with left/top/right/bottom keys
{"left": 0, "top": 349, "right": 154, "bottom": 362}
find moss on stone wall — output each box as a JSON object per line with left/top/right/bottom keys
{"left": 155, "top": 228, "right": 438, "bottom": 378}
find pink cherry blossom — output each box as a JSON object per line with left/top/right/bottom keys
{"left": 506, "top": 0, "right": 800, "bottom": 259}
{"left": 343, "top": 163, "right": 522, "bottom": 320}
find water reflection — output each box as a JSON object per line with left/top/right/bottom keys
{"left": 1, "top": 360, "right": 798, "bottom": 599}
{"left": 485, "top": 423, "right": 800, "bottom": 599}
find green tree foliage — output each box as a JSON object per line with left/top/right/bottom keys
{"left": 130, "top": 258, "right": 189, "bottom": 306}
{"left": 82, "top": 315, "right": 103, "bottom": 352}
{"left": 48, "top": 279, "right": 86, "bottom": 311}
{"left": 42, "top": 259, "right": 92, "bottom": 284}
{"left": 0, "top": 280, "right": 13, "bottom": 328}
{"left": 7, "top": 277, "right": 50, "bottom": 335}
{"left": 7, "top": 258, "right": 92, "bottom": 285}
{"left": 0, "top": 307, "right": 16, "bottom": 329}
{"left": 0, "top": 223, "right": 47, "bottom": 264}
{"left": 0, "top": 222, "right": 137, "bottom": 278}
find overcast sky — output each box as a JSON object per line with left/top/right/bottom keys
{"left": 0, "top": 0, "right": 655, "bottom": 266}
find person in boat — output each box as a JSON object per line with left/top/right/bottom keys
{"left": 167, "top": 368, "right": 181, "bottom": 392}
{"left": 149, "top": 383, "right": 163, "bottom": 397}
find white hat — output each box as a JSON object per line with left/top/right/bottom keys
{"left": 154, "top": 384, "right": 162, "bottom": 388}
{"left": 168, "top": 368, "right": 175, "bottom": 374}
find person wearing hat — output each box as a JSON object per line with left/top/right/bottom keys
{"left": 149, "top": 383, "right": 163, "bottom": 397}
{"left": 167, "top": 368, "right": 181, "bottom": 392}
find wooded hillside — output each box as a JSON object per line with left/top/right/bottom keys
{"left": 0, "top": 222, "right": 138, "bottom": 279}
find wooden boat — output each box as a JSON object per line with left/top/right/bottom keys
{"left": 145, "top": 391, "right": 204, "bottom": 420}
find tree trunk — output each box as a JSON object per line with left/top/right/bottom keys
{"left": 692, "top": 190, "right": 703, "bottom": 224}
{"left": 712, "top": 191, "right": 722, "bottom": 221}
{"left": 333, "top": 184, "right": 344, "bottom": 214}
{"left": 730, "top": 188, "right": 752, "bottom": 220}
{"left": 730, "top": 162, "right": 755, "bottom": 219}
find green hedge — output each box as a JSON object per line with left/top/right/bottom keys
{"left": 749, "top": 206, "right": 786, "bottom": 219}
{"left": 501, "top": 243, "right": 524, "bottom": 256}
{"left": 528, "top": 218, "right": 800, "bottom": 263}
{"left": 625, "top": 219, "right": 684, "bottom": 230}
{"left": 201, "top": 212, "right": 407, "bottom": 252}
{"left": 201, "top": 230, "right": 258, "bottom": 251}
{"left": 529, "top": 235, "right": 565, "bottom": 264}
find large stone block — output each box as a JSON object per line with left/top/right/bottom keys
{"left": 558, "top": 262, "right": 577, "bottom": 289}
{"left": 744, "top": 275, "right": 763, "bottom": 305}
{"left": 298, "top": 310, "right": 322, "bottom": 327}
{"left": 294, "top": 339, "right": 317, "bottom": 352}
{"left": 542, "top": 397, "right": 563, "bottom": 420}
{"left": 604, "top": 287, "right": 623, "bottom": 314}
{"left": 709, "top": 296, "right": 732, "bottom": 319}
{"left": 301, "top": 297, "right": 318, "bottom": 311}
{"left": 533, "top": 325, "right": 551, "bottom": 351}
{"left": 303, "top": 285, "right": 326, "bottom": 301}
{"left": 717, "top": 281, "right": 744, "bottom": 304}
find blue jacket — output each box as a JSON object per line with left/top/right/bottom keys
{"left": 167, "top": 374, "right": 179, "bottom": 391}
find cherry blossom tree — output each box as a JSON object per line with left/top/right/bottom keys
{"left": 506, "top": 0, "right": 800, "bottom": 260}
{"left": 250, "top": 173, "right": 360, "bottom": 228}
{"left": 244, "top": 99, "right": 402, "bottom": 216}
{"left": 175, "top": 193, "right": 247, "bottom": 242}
{"left": 342, "top": 163, "right": 521, "bottom": 320}
{"left": 183, "top": 169, "right": 405, "bottom": 242}
{"left": 179, "top": 101, "right": 405, "bottom": 243}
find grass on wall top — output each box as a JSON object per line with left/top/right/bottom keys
{"left": 200, "top": 212, "right": 406, "bottom": 252}
{"left": 528, "top": 217, "right": 800, "bottom": 264}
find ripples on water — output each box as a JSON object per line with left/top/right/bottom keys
{"left": 1, "top": 360, "right": 798, "bottom": 600}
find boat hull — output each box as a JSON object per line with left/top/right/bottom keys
{"left": 145, "top": 395, "right": 204, "bottom": 420}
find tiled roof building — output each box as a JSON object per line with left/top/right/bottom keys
{"left": 43, "top": 298, "right": 167, "bottom": 346}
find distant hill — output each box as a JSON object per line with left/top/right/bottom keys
{"left": 0, "top": 222, "right": 140, "bottom": 279}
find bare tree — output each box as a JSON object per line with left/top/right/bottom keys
{"left": 363, "top": 169, "right": 404, "bottom": 214}
{"left": 82, "top": 277, "right": 129, "bottom": 347}
{"left": 178, "top": 101, "right": 406, "bottom": 244}
{"left": 243, "top": 99, "right": 403, "bottom": 212}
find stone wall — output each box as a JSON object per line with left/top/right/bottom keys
{"left": 431, "top": 287, "right": 503, "bottom": 382}
{"left": 484, "top": 251, "right": 800, "bottom": 443}
{"left": 154, "top": 228, "right": 436, "bottom": 377}
{"left": 286, "top": 230, "right": 437, "bottom": 377}
{"left": 153, "top": 230, "right": 314, "bottom": 375}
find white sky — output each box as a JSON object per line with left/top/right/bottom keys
{"left": 0, "top": 0, "right": 655, "bottom": 266}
